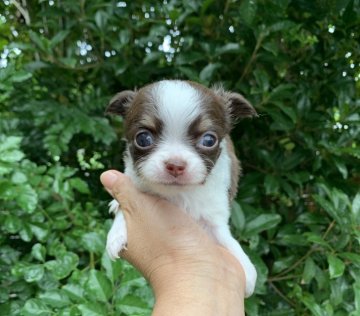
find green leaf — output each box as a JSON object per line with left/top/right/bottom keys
{"left": 20, "top": 223, "right": 34, "bottom": 242}
{"left": 266, "top": 108, "right": 294, "bottom": 131}
{"left": 115, "top": 64, "right": 128, "bottom": 76}
{"left": 248, "top": 254, "right": 268, "bottom": 292}
{"left": 230, "top": 201, "right": 245, "bottom": 232}
{"left": 299, "top": 293, "right": 326, "bottom": 316}
{"left": 23, "top": 264, "right": 44, "bottom": 283}
{"left": 58, "top": 306, "right": 80, "bottom": 316}
{"left": 29, "top": 223, "right": 49, "bottom": 241}
{"left": 31, "top": 244, "right": 46, "bottom": 262}
{"left": 327, "top": 254, "right": 345, "bottom": 279}
{"left": 28, "top": 31, "right": 48, "bottom": 52}
{"left": 38, "top": 290, "right": 71, "bottom": 308}
{"left": 199, "top": 63, "right": 221, "bottom": 82}
{"left": 268, "top": 20, "right": 295, "bottom": 33}
{"left": 264, "top": 174, "right": 280, "bottom": 195}
{"left": 11, "top": 71, "right": 32, "bottom": 82}
{"left": 22, "top": 298, "right": 52, "bottom": 316}
{"left": 62, "top": 284, "right": 85, "bottom": 303}
{"left": 45, "top": 252, "right": 79, "bottom": 279}
{"left": 313, "top": 194, "right": 343, "bottom": 226}
{"left": 272, "top": 256, "right": 296, "bottom": 274}
{"left": 85, "top": 269, "right": 112, "bottom": 302}
{"left": 276, "top": 232, "right": 309, "bottom": 246}
{"left": 101, "top": 252, "right": 123, "bottom": 284}
{"left": 253, "top": 68, "right": 270, "bottom": 93}
{"left": 50, "top": 30, "right": 70, "bottom": 48}
{"left": 117, "top": 295, "right": 152, "bottom": 315}
{"left": 333, "top": 158, "right": 348, "bottom": 179}
{"left": 352, "top": 193, "right": 360, "bottom": 224}
{"left": 354, "top": 280, "right": 360, "bottom": 312}
{"left": 175, "top": 52, "right": 203, "bottom": 65}
{"left": 25, "top": 61, "right": 50, "bottom": 70}
{"left": 215, "top": 43, "right": 241, "bottom": 56}
{"left": 339, "top": 252, "right": 360, "bottom": 267}
{"left": 0, "top": 146, "right": 24, "bottom": 163}
{"left": 271, "top": 102, "right": 297, "bottom": 123}
{"left": 304, "top": 232, "right": 329, "bottom": 248}
{"left": 81, "top": 232, "right": 105, "bottom": 254}
{"left": 119, "top": 29, "right": 130, "bottom": 46}
{"left": 3, "top": 214, "right": 22, "bottom": 233}
{"left": 244, "top": 214, "right": 281, "bottom": 236}
{"left": 59, "top": 57, "right": 77, "bottom": 68}
{"left": 302, "top": 257, "right": 316, "bottom": 284}
{"left": 78, "top": 302, "right": 107, "bottom": 316}
{"left": 11, "top": 171, "right": 28, "bottom": 184}
{"left": 143, "top": 51, "right": 163, "bottom": 64}
{"left": 69, "top": 177, "right": 90, "bottom": 194}
{"left": 0, "top": 136, "right": 21, "bottom": 151}
{"left": 239, "top": 0, "right": 257, "bottom": 25}
{"left": 95, "top": 11, "right": 108, "bottom": 31}
{"left": 16, "top": 184, "right": 38, "bottom": 213}
{"left": 178, "top": 66, "right": 199, "bottom": 80}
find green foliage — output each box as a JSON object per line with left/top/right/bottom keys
{"left": 1, "top": 0, "right": 359, "bottom": 315}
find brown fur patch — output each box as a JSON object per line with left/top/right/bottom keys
{"left": 122, "top": 84, "right": 163, "bottom": 167}
{"left": 225, "top": 135, "right": 241, "bottom": 201}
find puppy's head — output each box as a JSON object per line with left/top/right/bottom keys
{"left": 107, "top": 80, "right": 256, "bottom": 188}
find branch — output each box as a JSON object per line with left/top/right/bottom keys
{"left": 10, "top": 0, "right": 31, "bottom": 25}
{"left": 240, "top": 32, "right": 265, "bottom": 82}
{"left": 268, "top": 281, "right": 296, "bottom": 307}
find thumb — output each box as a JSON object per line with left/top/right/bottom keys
{"left": 100, "top": 170, "right": 123, "bottom": 191}
{"left": 100, "top": 170, "right": 139, "bottom": 208}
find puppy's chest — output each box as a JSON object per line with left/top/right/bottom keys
{"left": 167, "top": 186, "right": 230, "bottom": 221}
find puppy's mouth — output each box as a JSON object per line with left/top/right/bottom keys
{"left": 155, "top": 177, "right": 206, "bottom": 187}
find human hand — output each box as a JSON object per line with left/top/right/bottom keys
{"left": 100, "top": 170, "right": 246, "bottom": 316}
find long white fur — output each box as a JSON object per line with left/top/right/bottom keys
{"left": 106, "top": 80, "right": 257, "bottom": 296}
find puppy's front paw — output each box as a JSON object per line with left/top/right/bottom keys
{"left": 243, "top": 261, "right": 257, "bottom": 297}
{"left": 106, "top": 230, "right": 127, "bottom": 260}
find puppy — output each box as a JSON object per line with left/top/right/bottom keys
{"left": 105, "top": 80, "right": 257, "bottom": 296}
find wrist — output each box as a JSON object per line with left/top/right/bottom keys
{"left": 151, "top": 254, "right": 245, "bottom": 316}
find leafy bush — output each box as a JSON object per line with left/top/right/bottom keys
{"left": 1, "top": 0, "right": 359, "bottom": 315}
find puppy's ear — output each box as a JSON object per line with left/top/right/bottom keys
{"left": 213, "top": 86, "right": 257, "bottom": 122}
{"left": 106, "top": 90, "right": 136, "bottom": 117}
{"left": 225, "top": 92, "right": 258, "bottom": 121}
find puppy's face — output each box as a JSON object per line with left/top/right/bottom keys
{"left": 107, "top": 80, "right": 256, "bottom": 187}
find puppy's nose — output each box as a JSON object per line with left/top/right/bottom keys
{"left": 165, "top": 160, "right": 187, "bottom": 177}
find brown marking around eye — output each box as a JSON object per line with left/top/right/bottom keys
{"left": 185, "top": 82, "right": 230, "bottom": 175}
{"left": 123, "top": 84, "right": 164, "bottom": 167}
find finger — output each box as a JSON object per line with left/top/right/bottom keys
{"left": 100, "top": 170, "right": 123, "bottom": 190}
{"left": 100, "top": 170, "right": 143, "bottom": 214}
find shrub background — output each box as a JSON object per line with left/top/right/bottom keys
{"left": 0, "top": 1, "right": 359, "bottom": 315}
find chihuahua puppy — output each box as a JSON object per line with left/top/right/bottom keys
{"left": 105, "top": 80, "right": 257, "bottom": 296}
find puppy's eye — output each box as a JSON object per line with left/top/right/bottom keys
{"left": 198, "top": 132, "right": 218, "bottom": 148}
{"left": 135, "top": 130, "right": 154, "bottom": 148}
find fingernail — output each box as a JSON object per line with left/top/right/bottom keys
{"left": 100, "top": 171, "right": 119, "bottom": 189}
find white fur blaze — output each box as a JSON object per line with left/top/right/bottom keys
{"left": 154, "top": 80, "right": 202, "bottom": 141}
